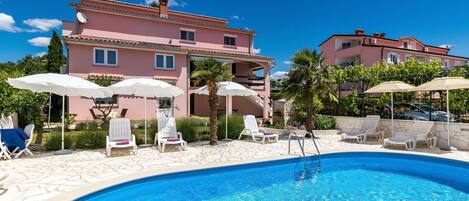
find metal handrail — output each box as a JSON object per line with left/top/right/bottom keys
{"left": 306, "top": 132, "right": 321, "bottom": 159}
{"left": 288, "top": 132, "right": 306, "bottom": 157}
{"left": 288, "top": 131, "right": 321, "bottom": 158}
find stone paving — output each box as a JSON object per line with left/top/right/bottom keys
{"left": 1, "top": 134, "right": 469, "bottom": 201}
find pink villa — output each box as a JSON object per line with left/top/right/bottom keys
{"left": 320, "top": 29, "right": 468, "bottom": 67}
{"left": 62, "top": 0, "right": 273, "bottom": 121}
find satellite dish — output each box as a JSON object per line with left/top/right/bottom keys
{"left": 76, "top": 12, "right": 88, "bottom": 24}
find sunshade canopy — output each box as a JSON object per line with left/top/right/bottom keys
{"left": 365, "top": 81, "right": 415, "bottom": 93}
{"left": 193, "top": 81, "right": 257, "bottom": 96}
{"left": 414, "top": 77, "right": 469, "bottom": 91}
{"left": 7, "top": 73, "right": 111, "bottom": 98}
{"left": 108, "top": 78, "right": 184, "bottom": 97}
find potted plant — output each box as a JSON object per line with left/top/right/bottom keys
{"left": 312, "top": 115, "right": 339, "bottom": 135}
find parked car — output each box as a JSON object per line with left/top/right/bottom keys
{"left": 393, "top": 102, "right": 453, "bottom": 122}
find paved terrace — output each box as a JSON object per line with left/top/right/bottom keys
{"left": 1, "top": 134, "right": 469, "bottom": 201}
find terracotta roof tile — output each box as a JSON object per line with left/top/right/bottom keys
{"left": 63, "top": 35, "right": 273, "bottom": 61}
{"left": 153, "top": 76, "right": 179, "bottom": 81}
{"left": 88, "top": 73, "right": 125, "bottom": 80}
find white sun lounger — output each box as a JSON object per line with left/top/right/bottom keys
{"left": 341, "top": 115, "right": 381, "bottom": 143}
{"left": 155, "top": 117, "right": 186, "bottom": 152}
{"left": 239, "top": 115, "right": 278, "bottom": 144}
{"left": 384, "top": 121, "right": 434, "bottom": 150}
{"left": 106, "top": 118, "right": 137, "bottom": 157}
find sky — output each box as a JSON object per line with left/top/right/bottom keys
{"left": 1, "top": 0, "right": 469, "bottom": 79}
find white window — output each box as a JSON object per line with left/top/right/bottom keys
{"left": 387, "top": 52, "right": 400, "bottom": 64}
{"left": 224, "top": 34, "right": 237, "bottom": 46}
{"left": 455, "top": 61, "right": 462, "bottom": 66}
{"left": 403, "top": 41, "right": 409, "bottom": 49}
{"left": 94, "top": 48, "right": 118, "bottom": 66}
{"left": 155, "top": 54, "right": 175, "bottom": 69}
{"left": 180, "top": 28, "right": 195, "bottom": 42}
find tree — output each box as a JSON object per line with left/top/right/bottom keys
{"left": 46, "top": 31, "right": 65, "bottom": 73}
{"left": 0, "top": 57, "right": 48, "bottom": 144}
{"left": 282, "top": 49, "right": 337, "bottom": 134}
{"left": 91, "top": 76, "right": 117, "bottom": 122}
{"left": 191, "top": 58, "right": 232, "bottom": 145}
{"left": 148, "top": 0, "right": 159, "bottom": 7}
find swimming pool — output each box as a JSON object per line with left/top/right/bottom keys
{"left": 77, "top": 152, "right": 469, "bottom": 201}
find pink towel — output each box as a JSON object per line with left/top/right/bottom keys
{"left": 116, "top": 140, "right": 129, "bottom": 145}
{"left": 167, "top": 137, "right": 180, "bottom": 142}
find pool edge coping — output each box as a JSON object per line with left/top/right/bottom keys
{"left": 47, "top": 149, "right": 469, "bottom": 201}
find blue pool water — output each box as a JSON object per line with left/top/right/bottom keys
{"left": 77, "top": 152, "right": 469, "bottom": 201}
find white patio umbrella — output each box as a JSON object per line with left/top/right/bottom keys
{"left": 194, "top": 81, "right": 257, "bottom": 140}
{"left": 365, "top": 81, "right": 415, "bottom": 135}
{"left": 7, "top": 73, "right": 111, "bottom": 155}
{"left": 414, "top": 77, "right": 469, "bottom": 148}
{"left": 108, "top": 78, "right": 184, "bottom": 145}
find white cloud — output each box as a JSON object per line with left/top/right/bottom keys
{"left": 231, "top": 15, "right": 244, "bottom": 20}
{"left": 28, "top": 37, "right": 51, "bottom": 47}
{"left": 0, "top": 13, "right": 61, "bottom": 33}
{"left": 169, "top": 0, "right": 187, "bottom": 7}
{"left": 0, "top": 13, "right": 21, "bottom": 32}
{"left": 438, "top": 44, "right": 453, "bottom": 49}
{"left": 271, "top": 71, "right": 288, "bottom": 80}
{"left": 252, "top": 48, "right": 261, "bottom": 54}
{"left": 145, "top": 0, "right": 187, "bottom": 7}
{"left": 34, "top": 52, "right": 47, "bottom": 57}
{"left": 23, "top": 18, "right": 61, "bottom": 32}
{"left": 283, "top": 61, "right": 292, "bottom": 65}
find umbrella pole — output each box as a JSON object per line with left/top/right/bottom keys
{"left": 48, "top": 93, "right": 51, "bottom": 128}
{"left": 391, "top": 92, "right": 394, "bottom": 136}
{"left": 62, "top": 95, "right": 65, "bottom": 150}
{"left": 447, "top": 89, "right": 450, "bottom": 148}
{"left": 226, "top": 95, "right": 228, "bottom": 140}
{"left": 144, "top": 96, "right": 147, "bottom": 145}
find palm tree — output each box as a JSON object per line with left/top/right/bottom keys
{"left": 192, "top": 58, "right": 232, "bottom": 145}
{"left": 282, "top": 49, "right": 337, "bottom": 134}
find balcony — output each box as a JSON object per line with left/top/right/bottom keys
{"left": 233, "top": 76, "right": 265, "bottom": 91}
{"left": 335, "top": 45, "right": 361, "bottom": 59}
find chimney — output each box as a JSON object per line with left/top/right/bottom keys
{"left": 159, "top": 0, "right": 169, "bottom": 18}
{"left": 355, "top": 29, "right": 364, "bottom": 35}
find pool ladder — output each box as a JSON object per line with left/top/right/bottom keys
{"left": 288, "top": 132, "right": 321, "bottom": 158}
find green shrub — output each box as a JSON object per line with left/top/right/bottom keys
{"left": 87, "top": 121, "right": 100, "bottom": 130}
{"left": 75, "top": 123, "right": 87, "bottom": 131}
{"left": 75, "top": 130, "right": 107, "bottom": 149}
{"left": 177, "top": 117, "right": 206, "bottom": 143}
{"left": 314, "top": 115, "right": 336, "bottom": 130}
{"left": 44, "top": 132, "right": 73, "bottom": 151}
{"left": 217, "top": 115, "right": 244, "bottom": 140}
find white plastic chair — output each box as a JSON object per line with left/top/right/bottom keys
{"left": 239, "top": 115, "right": 278, "bottom": 144}
{"left": 155, "top": 117, "right": 186, "bottom": 152}
{"left": 106, "top": 118, "right": 137, "bottom": 157}
{"left": 341, "top": 115, "right": 381, "bottom": 143}
{"left": 0, "top": 133, "right": 11, "bottom": 160}
{"left": 384, "top": 121, "right": 434, "bottom": 150}
{"left": 12, "top": 124, "right": 35, "bottom": 158}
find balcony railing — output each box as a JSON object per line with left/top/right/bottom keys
{"left": 233, "top": 76, "right": 265, "bottom": 90}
